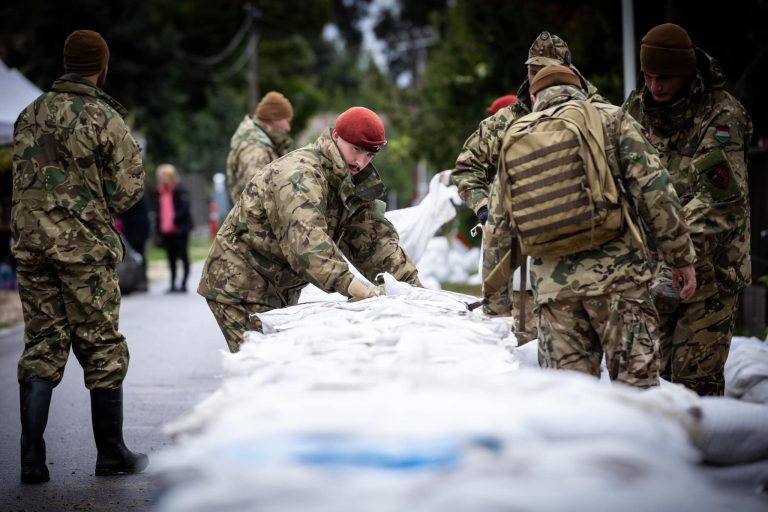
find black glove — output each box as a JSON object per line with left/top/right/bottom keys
{"left": 650, "top": 277, "right": 680, "bottom": 315}
{"left": 477, "top": 205, "right": 489, "bottom": 225}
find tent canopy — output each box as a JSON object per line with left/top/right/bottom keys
{"left": 0, "top": 60, "right": 43, "bottom": 146}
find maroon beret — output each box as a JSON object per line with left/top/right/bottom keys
{"left": 487, "top": 94, "right": 517, "bottom": 114}
{"left": 334, "top": 107, "right": 387, "bottom": 152}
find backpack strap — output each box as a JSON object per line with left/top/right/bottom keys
{"left": 590, "top": 101, "right": 651, "bottom": 262}
{"left": 517, "top": 249, "right": 527, "bottom": 334}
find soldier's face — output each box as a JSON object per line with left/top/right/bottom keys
{"left": 643, "top": 72, "right": 690, "bottom": 103}
{"left": 269, "top": 118, "right": 292, "bottom": 134}
{"left": 332, "top": 131, "right": 375, "bottom": 175}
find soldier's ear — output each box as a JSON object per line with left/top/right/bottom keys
{"left": 331, "top": 129, "right": 339, "bottom": 143}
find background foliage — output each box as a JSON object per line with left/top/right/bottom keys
{"left": 1, "top": 0, "right": 767, "bottom": 208}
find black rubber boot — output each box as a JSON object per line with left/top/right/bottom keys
{"left": 20, "top": 379, "right": 54, "bottom": 484}
{"left": 90, "top": 387, "right": 149, "bottom": 476}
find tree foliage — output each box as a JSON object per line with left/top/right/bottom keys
{"left": 1, "top": 0, "right": 766, "bottom": 204}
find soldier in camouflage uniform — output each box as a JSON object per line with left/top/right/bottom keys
{"left": 199, "top": 107, "right": 422, "bottom": 353}
{"left": 11, "top": 30, "right": 148, "bottom": 483}
{"left": 487, "top": 65, "right": 696, "bottom": 388}
{"left": 226, "top": 91, "right": 294, "bottom": 203}
{"left": 624, "top": 24, "right": 753, "bottom": 396}
{"left": 453, "top": 32, "right": 610, "bottom": 343}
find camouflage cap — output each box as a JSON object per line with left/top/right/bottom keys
{"left": 525, "top": 31, "right": 572, "bottom": 66}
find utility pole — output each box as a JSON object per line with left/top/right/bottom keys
{"left": 244, "top": 4, "right": 262, "bottom": 113}
{"left": 385, "top": 26, "right": 436, "bottom": 204}
{"left": 622, "top": 0, "right": 636, "bottom": 101}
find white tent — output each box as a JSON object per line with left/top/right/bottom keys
{"left": 0, "top": 59, "right": 43, "bottom": 146}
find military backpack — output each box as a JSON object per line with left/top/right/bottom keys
{"left": 498, "top": 100, "right": 624, "bottom": 257}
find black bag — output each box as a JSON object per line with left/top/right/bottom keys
{"left": 117, "top": 235, "right": 146, "bottom": 294}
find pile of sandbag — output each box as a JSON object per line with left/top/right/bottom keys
{"left": 153, "top": 278, "right": 768, "bottom": 512}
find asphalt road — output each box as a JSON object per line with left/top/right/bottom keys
{"left": 0, "top": 262, "right": 225, "bottom": 511}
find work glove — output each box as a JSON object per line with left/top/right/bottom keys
{"left": 347, "top": 278, "right": 383, "bottom": 301}
{"left": 649, "top": 277, "right": 680, "bottom": 315}
{"left": 477, "top": 205, "right": 489, "bottom": 225}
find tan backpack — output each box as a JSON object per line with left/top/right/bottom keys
{"left": 498, "top": 100, "right": 624, "bottom": 257}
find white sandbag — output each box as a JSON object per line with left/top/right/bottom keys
{"left": 155, "top": 281, "right": 766, "bottom": 512}
{"left": 701, "top": 458, "right": 768, "bottom": 494}
{"left": 385, "top": 170, "right": 460, "bottom": 264}
{"left": 725, "top": 338, "right": 768, "bottom": 404}
{"left": 694, "top": 397, "right": 768, "bottom": 464}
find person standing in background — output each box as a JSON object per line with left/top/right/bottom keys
{"left": 226, "top": 91, "right": 294, "bottom": 204}
{"left": 12, "top": 29, "right": 148, "bottom": 483}
{"left": 156, "top": 163, "right": 193, "bottom": 293}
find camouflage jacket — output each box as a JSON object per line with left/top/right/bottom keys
{"left": 483, "top": 85, "right": 695, "bottom": 313}
{"left": 198, "top": 129, "right": 421, "bottom": 306}
{"left": 624, "top": 49, "right": 752, "bottom": 294}
{"left": 226, "top": 115, "right": 293, "bottom": 203}
{"left": 11, "top": 74, "right": 145, "bottom": 266}
{"left": 453, "top": 67, "right": 607, "bottom": 214}
{"left": 457, "top": 68, "right": 608, "bottom": 313}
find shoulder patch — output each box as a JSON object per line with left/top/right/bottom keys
{"left": 714, "top": 125, "right": 730, "bottom": 144}
{"left": 707, "top": 165, "right": 730, "bottom": 189}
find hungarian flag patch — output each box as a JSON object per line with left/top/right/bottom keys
{"left": 714, "top": 125, "right": 730, "bottom": 144}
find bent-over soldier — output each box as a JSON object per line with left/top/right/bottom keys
{"left": 199, "top": 107, "right": 421, "bottom": 352}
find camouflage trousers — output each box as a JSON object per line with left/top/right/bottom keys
{"left": 658, "top": 289, "right": 738, "bottom": 396}
{"left": 511, "top": 290, "right": 537, "bottom": 345}
{"left": 537, "top": 286, "right": 660, "bottom": 388}
{"left": 206, "top": 300, "right": 270, "bottom": 353}
{"left": 16, "top": 262, "right": 128, "bottom": 390}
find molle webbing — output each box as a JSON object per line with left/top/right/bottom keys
{"left": 500, "top": 100, "right": 625, "bottom": 257}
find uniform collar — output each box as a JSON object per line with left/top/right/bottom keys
{"left": 50, "top": 73, "right": 128, "bottom": 117}
{"left": 253, "top": 117, "right": 294, "bottom": 153}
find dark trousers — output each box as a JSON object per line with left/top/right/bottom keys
{"left": 160, "top": 233, "right": 190, "bottom": 290}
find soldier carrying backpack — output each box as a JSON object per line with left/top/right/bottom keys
{"left": 485, "top": 65, "right": 697, "bottom": 388}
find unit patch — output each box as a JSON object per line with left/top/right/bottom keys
{"left": 708, "top": 166, "right": 730, "bottom": 189}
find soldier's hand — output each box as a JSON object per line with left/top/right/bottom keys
{"left": 347, "top": 278, "right": 383, "bottom": 301}
{"left": 671, "top": 265, "right": 696, "bottom": 301}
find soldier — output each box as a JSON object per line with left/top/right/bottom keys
{"left": 11, "top": 30, "right": 148, "bottom": 483}
{"left": 199, "top": 106, "right": 422, "bottom": 353}
{"left": 624, "top": 23, "right": 753, "bottom": 396}
{"left": 486, "top": 94, "right": 517, "bottom": 115}
{"left": 226, "top": 90, "right": 294, "bottom": 203}
{"left": 453, "top": 31, "right": 610, "bottom": 342}
{"left": 488, "top": 65, "right": 696, "bottom": 387}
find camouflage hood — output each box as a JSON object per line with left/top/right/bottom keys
{"left": 254, "top": 118, "right": 294, "bottom": 155}
{"left": 532, "top": 84, "right": 588, "bottom": 112}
